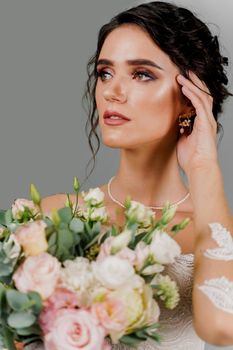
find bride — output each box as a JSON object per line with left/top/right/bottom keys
{"left": 41, "top": 1, "right": 233, "bottom": 349}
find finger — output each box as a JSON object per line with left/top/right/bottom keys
{"left": 188, "top": 71, "right": 213, "bottom": 103}
{"left": 181, "top": 85, "right": 209, "bottom": 117}
{"left": 177, "top": 73, "right": 213, "bottom": 110}
{"left": 177, "top": 74, "right": 215, "bottom": 127}
{"left": 181, "top": 85, "right": 217, "bottom": 131}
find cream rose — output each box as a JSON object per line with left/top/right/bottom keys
{"left": 44, "top": 309, "right": 107, "bottom": 350}
{"left": 15, "top": 220, "right": 48, "bottom": 256}
{"left": 107, "top": 285, "right": 160, "bottom": 342}
{"left": 150, "top": 230, "right": 181, "bottom": 264}
{"left": 12, "top": 198, "right": 39, "bottom": 220}
{"left": 13, "top": 252, "right": 60, "bottom": 299}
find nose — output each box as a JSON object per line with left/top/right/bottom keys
{"left": 103, "top": 78, "right": 127, "bottom": 103}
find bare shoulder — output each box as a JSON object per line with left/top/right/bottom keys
{"left": 41, "top": 193, "right": 85, "bottom": 214}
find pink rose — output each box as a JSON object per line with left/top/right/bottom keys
{"left": 12, "top": 198, "right": 39, "bottom": 220}
{"left": 44, "top": 309, "right": 108, "bottom": 350}
{"left": 13, "top": 252, "right": 60, "bottom": 300}
{"left": 15, "top": 220, "right": 48, "bottom": 256}
{"left": 39, "top": 288, "right": 79, "bottom": 334}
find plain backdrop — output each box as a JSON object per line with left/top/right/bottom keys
{"left": 0, "top": 1, "right": 232, "bottom": 349}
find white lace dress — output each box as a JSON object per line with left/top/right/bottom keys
{"left": 25, "top": 254, "right": 205, "bottom": 350}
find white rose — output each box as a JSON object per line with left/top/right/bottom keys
{"left": 92, "top": 256, "right": 143, "bottom": 290}
{"left": 59, "top": 257, "right": 99, "bottom": 307}
{"left": 150, "top": 230, "right": 181, "bottom": 264}
{"left": 81, "top": 188, "right": 105, "bottom": 206}
{"left": 135, "top": 241, "right": 164, "bottom": 275}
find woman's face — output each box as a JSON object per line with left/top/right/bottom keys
{"left": 95, "top": 24, "right": 188, "bottom": 149}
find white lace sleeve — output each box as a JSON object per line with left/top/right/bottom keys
{"left": 197, "top": 276, "right": 233, "bottom": 315}
{"left": 203, "top": 223, "right": 233, "bottom": 261}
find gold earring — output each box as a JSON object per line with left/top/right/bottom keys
{"left": 178, "top": 110, "right": 195, "bottom": 134}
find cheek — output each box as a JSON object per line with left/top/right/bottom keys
{"left": 131, "top": 83, "right": 181, "bottom": 133}
{"left": 95, "top": 84, "right": 104, "bottom": 111}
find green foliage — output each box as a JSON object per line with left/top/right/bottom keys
{"left": 0, "top": 233, "right": 21, "bottom": 283}
{"left": 120, "top": 323, "right": 161, "bottom": 347}
{"left": 8, "top": 312, "right": 36, "bottom": 328}
{"left": 0, "top": 209, "right": 13, "bottom": 228}
{"left": 45, "top": 205, "right": 104, "bottom": 261}
{"left": 0, "top": 283, "right": 42, "bottom": 349}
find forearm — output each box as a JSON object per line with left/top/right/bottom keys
{"left": 188, "top": 161, "right": 233, "bottom": 345}
{"left": 189, "top": 161, "right": 232, "bottom": 232}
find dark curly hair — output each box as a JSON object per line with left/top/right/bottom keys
{"left": 81, "top": 1, "right": 232, "bottom": 186}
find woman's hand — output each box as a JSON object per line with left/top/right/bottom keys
{"left": 176, "top": 71, "right": 218, "bottom": 177}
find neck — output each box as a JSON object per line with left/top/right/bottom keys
{"left": 111, "top": 142, "right": 189, "bottom": 209}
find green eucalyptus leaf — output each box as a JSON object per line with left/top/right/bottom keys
{"left": 5, "top": 210, "right": 13, "bottom": 225}
{"left": 90, "top": 222, "right": 101, "bottom": 237}
{"left": 0, "top": 210, "right": 8, "bottom": 226}
{"left": 16, "top": 324, "right": 42, "bottom": 336}
{"left": 69, "top": 218, "right": 84, "bottom": 233}
{"left": 59, "top": 222, "right": 68, "bottom": 230}
{"left": 73, "top": 233, "right": 81, "bottom": 245}
{"left": 0, "top": 262, "right": 13, "bottom": 277}
{"left": 43, "top": 216, "right": 54, "bottom": 227}
{"left": 57, "top": 229, "right": 74, "bottom": 250}
{"left": 6, "top": 290, "right": 29, "bottom": 311}
{"left": 0, "top": 284, "right": 6, "bottom": 318}
{"left": 48, "top": 232, "right": 57, "bottom": 248}
{"left": 8, "top": 311, "right": 36, "bottom": 329}
{"left": 27, "top": 291, "right": 42, "bottom": 315}
{"left": 57, "top": 207, "right": 72, "bottom": 223}
{"left": 2, "top": 326, "right": 16, "bottom": 350}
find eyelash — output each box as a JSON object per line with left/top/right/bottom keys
{"left": 96, "top": 69, "right": 156, "bottom": 82}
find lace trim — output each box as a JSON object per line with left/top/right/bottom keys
{"left": 198, "top": 276, "right": 233, "bottom": 315}
{"left": 204, "top": 223, "right": 233, "bottom": 261}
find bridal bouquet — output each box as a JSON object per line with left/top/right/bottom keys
{"left": 0, "top": 178, "right": 189, "bottom": 350}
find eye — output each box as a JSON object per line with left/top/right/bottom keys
{"left": 132, "top": 70, "right": 155, "bottom": 81}
{"left": 96, "top": 69, "right": 112, "bottom": 81}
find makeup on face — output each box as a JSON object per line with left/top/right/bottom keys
{"left": 95, "top": 25, "right": 186, "bottom": 148}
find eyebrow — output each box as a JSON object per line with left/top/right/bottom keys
{"left": 96, "top": 58, "right": 164, "bottom": 70}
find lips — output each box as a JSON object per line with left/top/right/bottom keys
{"left": 103, "top": 110, "right": 131, "bottom": 121}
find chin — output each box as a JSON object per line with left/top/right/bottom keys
{"left": 101, "top": 135, "right": 126, "bottom": 148}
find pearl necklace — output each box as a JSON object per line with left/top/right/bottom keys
{"left": 107, "top": 176, "right": 190, "bottom": 210}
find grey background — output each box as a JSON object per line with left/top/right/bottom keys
{"left": 0, "top": 1, "right": 232, "bottom": 349}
